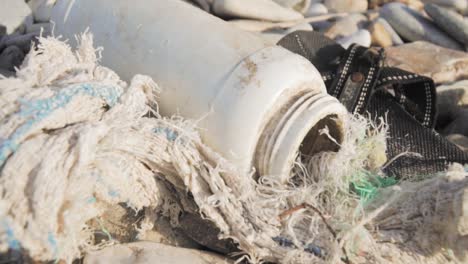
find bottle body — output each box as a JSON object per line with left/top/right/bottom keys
{"left": 51, "top": 0, "right": 346, "bottom": 179}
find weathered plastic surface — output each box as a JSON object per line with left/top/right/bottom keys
{"left": 51, "top": 0, "right": 346, "bottom": 178}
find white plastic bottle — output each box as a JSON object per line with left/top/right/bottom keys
{"left": 50, "top": 0, "right": 347, "bottom": 181}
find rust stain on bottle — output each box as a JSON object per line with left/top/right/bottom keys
{"left": 239, "top": 57, "right": 259, "bottom": 87}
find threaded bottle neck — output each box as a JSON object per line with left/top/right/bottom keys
{"left": 255, "top": 91, "right": 346, "bottom": 181}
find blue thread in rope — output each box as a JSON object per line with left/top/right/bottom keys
{"left": 0, "top": 83, "right": 122, "bottom": 167}
{"left": 153, "top": 127, "right": 179, "bottom": 141}
{"left": 47, "top": 232, "right": 58, "bottom": 256}
{"left": 3, "top": 222, "right": 20, "bottom": 250}
{"left": 86, "top": 196, "right": 97, "bottom": 204}
{"left": 108, "top": 190, "right": 119, "bottom": 198}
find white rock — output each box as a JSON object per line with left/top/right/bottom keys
{"left": 336, "top": 29, "right": 371, "bottom": 49}
{"left": 305, "top": 3, "right": 328, "bottom": 17}
{"left": 324, "top": 0, "right": 367, "bottom": 13}
{"left": 0, "top": 0, "right": 32, "bottom": 34}
{"left": 285, "top": 22, "right": 314, "bottom": 33}
{"left": 258, "top": 32, "right": 285, "bottom": 45}
{"left": 28, "top": 0, "right": 57, "bottom": 23}
{"left": 83, "top": 242, "right": 233, "bottom": 264}
{"left": 273, "top": 0, "right": 311, "bottom": 13}
{"left": 212, "top": 0, "right": 304, "bottom": 22}
{"left": 228, "top": 19, "right": 278, "bottom": 32}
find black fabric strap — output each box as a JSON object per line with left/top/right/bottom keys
{"left": 278, "top": 31, "right": 468, "bottom": 178}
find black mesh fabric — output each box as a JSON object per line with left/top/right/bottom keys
{"left": 278, "top": 31, "right": 468, "bottom": 178}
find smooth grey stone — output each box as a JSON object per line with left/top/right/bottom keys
{"left": 425, "top": 4, "right": 468, "bottom": 46}
{"left": 336, "top": 29, "right": 371, "bottom": 49}
{"left": 0, "top": 32, "right": 39, "bottom": 54}
{"left": 305, "top": 3, "right": 328, "bottom": 17}
{"left": 375, "top": 18, "right": 404, "bottom": 45}
{"left": 28, "top": 0, "right": 56, "bottom": 23}
{"left": 443, "top": 109, "right": 468, "bottom": 136}
{"left": 0, "top": 68, "right": 15, "bottom": 78}
{"left": 311, "top": 20, "right": 333, "bottom": 32}
{"left": 380, "top": 3, "right": 464, "bottom": 50}
{"left": 422, "top": 0, "right": 467, "bottom": 13}
{"left": 26, "top": 22, "right": 52, "bottom": 35}
{"left": 0, "top": 46, "right": 25, "bottom": 71}
{"left": 436, "top": 80, "right": 468, "bottom": 128}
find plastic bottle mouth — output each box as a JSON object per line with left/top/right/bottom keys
{"left": 254, "top": 91, "right": 346, "bottom": 182}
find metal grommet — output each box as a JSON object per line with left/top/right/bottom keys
{"left": 351, "top": 72, "right": 364, "bottom": 83}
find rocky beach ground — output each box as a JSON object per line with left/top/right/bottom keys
{"left": 0, "top": 0, "right": 467, "bottom": 263}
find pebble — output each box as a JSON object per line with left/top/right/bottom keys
{"left": 311, "top": 19, "right": 333, "bottom": 32}
{"left": 386, "top": 41, "right": 468, "bottom": 84}
{"left": 26, "top": 22, "right": 52, "bottom": 35}
{"left": 374, "top": 18, "right": 404, "bottom": 45}
{"left": 424, "top": 4, "right": 468, "bottom": 47}
{"left": 422, "top": 0, "right": 468, "bottom": 13}
{"left": 0, "top": 46, "right": 25, "bottom": 71}
{"left": 368, "top": 22, "right": 393, "bottom": 47}
{"left": 336, "top": 29, "right": 371, "bottom": 49}
{"left": 0, "top": 68, "right": 15, "bottom": 78}
{"left": 285, "top": 22, "right": 314, "bottom": 33}
{"left": 228, "top": 19, "right": 279, "bottom": 32}
{"left": 436, "top": 80, "right": 468, "bottom": 128}
{"left": 259, "top": 22, "right": 313, "bottom": 45}
{"left": 367, "top": 11, "right": 380, "bottom": 21}
{"left": 443, "top": 109, "right": 468, "bottom": 137}
{"left": 83, "top": 242, "right": 233, "bottom": 264}
{"left": 0, "top": 32, "right": 40, "bottom": 54}
{"left": 380, "top": 3, "right": 464, "bottom": 51}
{"left": 324, "top": 13, "right": 368, "bottom": 39}
{"left": 212, "top": 0, "right": 304, "bottom": 22}
{"left": 447, "top": 134, "right": 468, "bottom": 152}
{"left": 273, "top": 0, "right": 312, "bottom": 13}
{"left": 28, "top": 0, "right": 56, "bottom": 23}
{"left": 0, "top": 25, "right": 6, "bottom": 37}
{"left": 369, "top": 0, "right": 424, "bottom": 10}
{"left": 305, "top": 3, "right": 328, "bottom": 17}
{"left": 0, "top": 0, "right": 31, "bottom": 34}
{"left": 324, "top": 0, "right": 368, "bottom": 13}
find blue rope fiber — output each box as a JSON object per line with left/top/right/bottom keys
{"left": 4, "top": 224, "right": 20, "bottom": 250}
{"left": 0, "top": 83, "right": 122, "bottom": 167}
